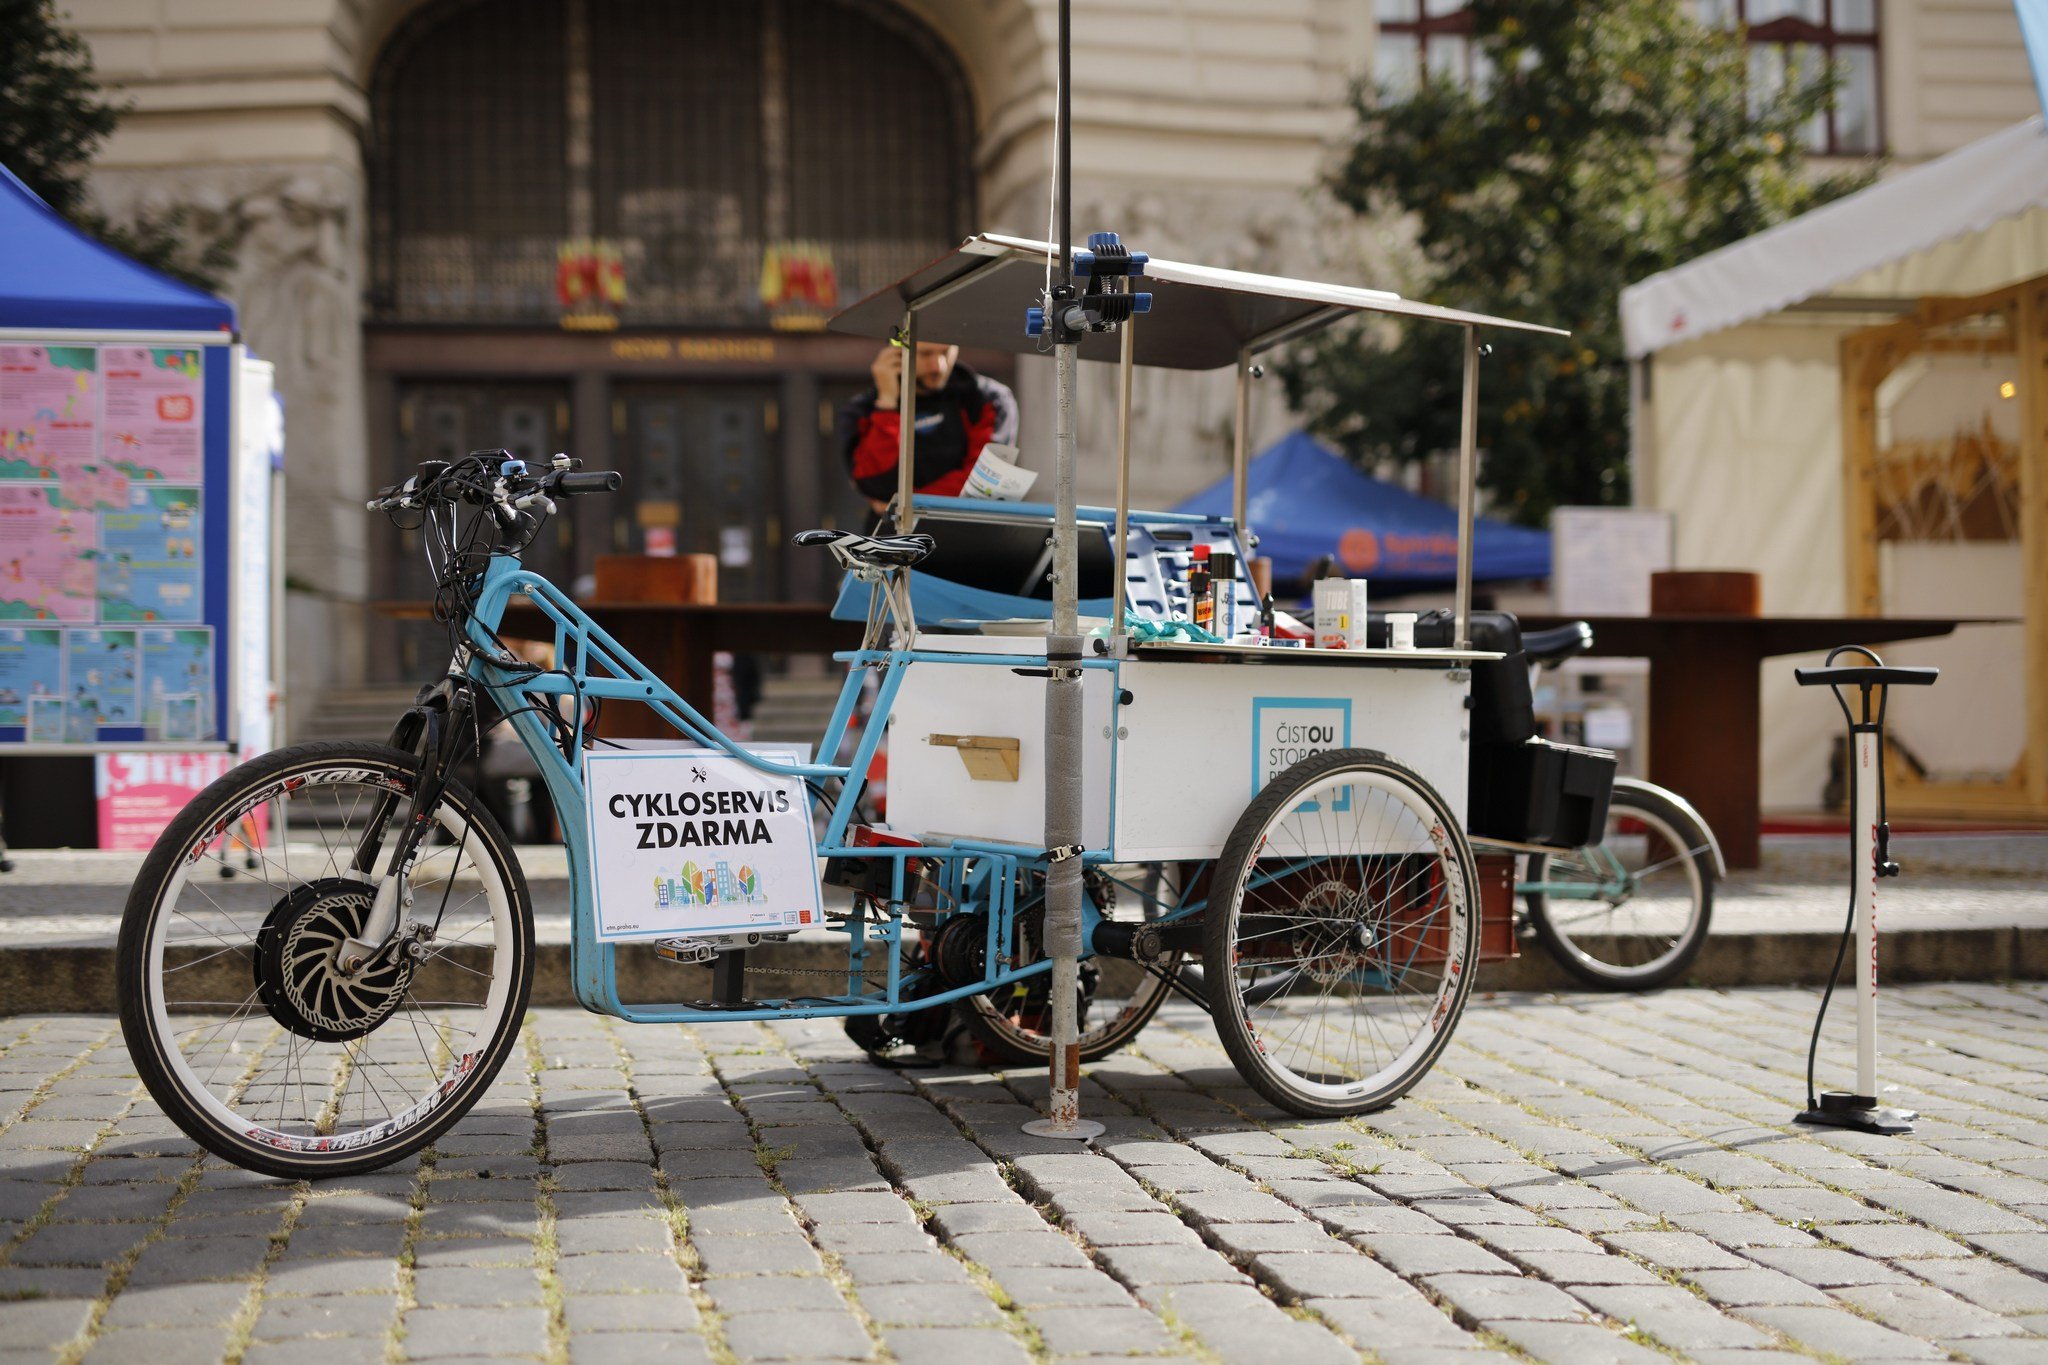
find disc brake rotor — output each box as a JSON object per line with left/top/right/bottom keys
{"left": 1296, "top": 879, "right": 1375, "bottom": 984}
{"left": 254, "top": 877, "right": 415, "bottom": 1043}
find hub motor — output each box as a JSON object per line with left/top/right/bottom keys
{"left": 254, "top": 877, "right": 416, "bottom": 1042}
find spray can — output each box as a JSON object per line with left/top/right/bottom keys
{"left": 1209, "top": 551, "right": 1238, "bottom": 640}
{"left": 1188, "top": 544, "right": 1213, "bottom": 632}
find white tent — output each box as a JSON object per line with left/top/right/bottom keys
{"left": 1624, "top": 119, "right": 2047, "bottom": 815}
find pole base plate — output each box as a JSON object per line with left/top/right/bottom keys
{"left": 1794, "top": 1091, "right": 1916, "bottom": 1135}
{"left": 1022, "top": 1117, "right": 1105, "bottom": 1141}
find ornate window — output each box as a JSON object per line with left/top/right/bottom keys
{"left": 1374, "top": 2, "right": 1880, "bottom": 155}
{"left": 1700, "top": 1, "right": 1880, "bottom": 154}
{"left": 369, "top": 0, "right": 974, "bottom": 328}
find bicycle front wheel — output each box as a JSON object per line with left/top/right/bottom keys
{"left": 1523, "top": 782, "right": 1716, "bottom": 990}
{"left": 117, "top": 742, "right": 534, "bottom": 1178}
{"left": 1205, "top": 749, "right": 1478, "bottom": 1118}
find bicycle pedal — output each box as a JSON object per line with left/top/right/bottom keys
{"left": 653, "top": 931, "right": 791, "bottom": 966}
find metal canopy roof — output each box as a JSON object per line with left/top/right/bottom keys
{"left": 828, "top": 233, "right": 1565, "bottom": 370}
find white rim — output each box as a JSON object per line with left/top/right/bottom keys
{"left": 1539, "top": 798, "right": 1705, "bottom": 980}
{"left": 1222, "top": 768, "right": 1471, "bottom": 1105}
{"left": 142, "top": 762, "right": 518, "bottom": 1158}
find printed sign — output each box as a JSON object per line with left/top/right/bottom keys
{"left": 96, "top": 751, "right": 268, "bottom": 852}
{"left": 583, "top": 745, "right": 822, "bottom": 941}
{"left": 1251, "top": 696, "right": 1352, "bottom": 810}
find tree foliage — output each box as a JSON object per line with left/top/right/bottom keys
{"left": 0, "top": 0, "right": 239, "bottom": 291}
{"left": 1284, "top": 0, "right": 1874, "bottom": 524}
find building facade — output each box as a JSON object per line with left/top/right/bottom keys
{"left": 64, "top": 0, "right": 2038, "bottom": 732}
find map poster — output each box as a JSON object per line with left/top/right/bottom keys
{"left": 139, "top": 627, "right": 214, "bottom": 739}
{"left": 101, "top": 348, "right": 204, "bottom": 485}
{"left": 0, "top": 486, "right": 96, "bottom": 622}
{"left": 0, "top": 345, "right": 97, "bottom": 481}
{"left": 99, "top": 486, "right": 202, "bottom": 622}
{"left": 0, "top": 627, "right": 63, "bottom": 727}
{"left": 65, "top": 628, "right": 140, "bottom": 728}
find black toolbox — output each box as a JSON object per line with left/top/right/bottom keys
{"left": 1468, "top": 738, "right": 1618, "bottom": 850}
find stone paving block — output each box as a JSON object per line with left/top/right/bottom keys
{"left": 97, "top": 1280, "right": 250, "bottom": 1330}
{"left": 554, "top": 1251, "right": 688, "bottom": 1294}
{"left": 705, "top": 1274, "right": 846, "bottom": 1316}
{"left": 795, "top": 1191, "right": 917, "bottom": 1225}
{"left": 549, "top": 1161, "right": 658, "bottom": 1192}
{"left": 411, "top": 1234, "right": 533, "bottom": 1268}
{"left": 985, "top": 1264, "right": 1134, "bottom": 1308}
{"left": 250, "top": 1294, "right": 393, "bottom": 1341}
{"left": 834, "top": 1251, "right": 973, "bottom": 1286}
{"left": 1833, "top": 1282, "right": 2026, "bottom": 1340}
{"left": 1666, "top": 1211, "right": 1819, "bottom": 1249}
{"left": 1169, "top": 1188, "right": 1302, "bottom": 1225}
{"left": 273, "top": 1223, "right": 408, "bottom": 1260}
{"left": 880, "top": 1327, "right": 1030, "bottom": 1365}
{"left": 242, "top": 1339, "right": 387, "bottom": 1365}
{"left": 565, "top": 1334, "right": 714, "bottom": 1365}
{"left": 1744, "top": 1244, "right": 1915, "bottom": 1287}
{"left": 1739, "top": 1184, "right": 1890, "bottom": 1223}
{"left": 948, "top": 1230, "right": 1091, "bottom": 1269}
{"left": 1294, "top": 1301, "right": 1474, "bottom": 1350}
{"left": 1566, "top": 1285, "right": 1771, "bottom": 1351}
{"left": 1425, "top": 1271, "right": 1590, "bottom": 1323}
{"left": 856, "top": 1281, "right": 1003, "bottom": 1328}
{"left": 79, "top": 1327, "right": 236, "bottom": 1364}
{"left": 260, "top": 1256, "right": 403, "bottom": 1297}
{"left": 1966, "top": 1231, "right": 2048, "bottom": 1273}
{"left": 810, "top": 1220, "right": 932, "bottom": 1255}
{"left": 1318, "top": 1203, "right": 1454, "bottom": 1237}
{"left": 1738, "top": 1304, "right": 1948, "bottom": 1359}
{"left": 1587, "top": 1172, "right": 1745, "bottom": 1215}
{"left": 1682, "top": 1266, "right": 1832, "bottom": 1306}
{"left": 720, "top": 1309, "right": 873, "bottom": 1360}
{"left": 1869, "top": 1187, "right": 2042, "bottom": 1235}
{"left": 127, "top": 1233, "right": 272, "bottom": 1283}
{"left": 691, "top": 1230, "right": 826, "bottom": 1277}
{"left": 1817, "top": 1220, "right": 1974, "bottom": 1259}
{"left": 12, "top": 1220, "right": 150, "bottom": 1265}
{"left": 1511, "top": 1250, "right": 1664, "bottom": 1285}
{"left": 1908, "top": 1257, "right": 2048, "bottom": 1314}
{"left": 1358, "top": 1232, "right": 1519, "bottom": 1277}
{"left": 0, "top": 1266, "right": 113, "bottom": 1299}
{"left": 411, "top": 1264, "right": 542, "bottom": 1306}
{"left": 1062, "top": 1209, "right": 1202, "bottom": 1248}
{"left": 554, "top": 1215, "right": 670, "bottom": 1256}
{"left": 1485, "top": 1319, "right": 1668, "bottom": 1365}
{"left": 1028, "top": 1304, "right": 1178, "bottom": 1357}
{"left": 1600, "top": 1230, "right": 1749, "bottom": 1271}
{"left": 1093, "top": 1240, "right": 1245, "bottom": 1287}
{"left": 401, "top": 1304, "right": 551, "bottom": 1357}
{"left": 1042, "top": 1184, "right": 1167, "bottom": 1217}
{"left": 1201, "top": 1218, "right": 1342, "bottom": 1258}
{"left": 926, "top": 1202, "right": 1043, "bottom": 1239}
{"left": 1250, "top": 1249, "right": 1410, "bottom": 1299}
{"left": 0, "top": 1297, "right": 100, "bottom": 1350}
{"left": 52, "top": 1182, "right": 180, "bottom": 1222}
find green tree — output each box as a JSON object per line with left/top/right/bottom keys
{"left": 1284, "top": 0, "right": 1873, "bottom": 524}
{"left": 0, "top": 0, "right": 240, "bottom": 291}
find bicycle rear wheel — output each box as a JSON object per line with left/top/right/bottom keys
{"left": 117, "top": 742, "right": 534, "bottom": 1178}
{"left": 1523, "top": 782, "right": 1716, "bottom": 990}
{"left": 1205, "top": 749, "right": 1478, "bottom": 1118}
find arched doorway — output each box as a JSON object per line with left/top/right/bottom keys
{"left": 363, "top": 0, "right": 981, "bottom": 675}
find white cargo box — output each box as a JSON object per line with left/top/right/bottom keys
{"left": 884, "top": 635, "right": 1478, "bottom": 861}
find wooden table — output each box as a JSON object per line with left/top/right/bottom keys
{"left": 377, "top": 600, "right": 864, "bottom": 739}
{"left": 1517, "top": 615, "right": 1977, "bottom": 868}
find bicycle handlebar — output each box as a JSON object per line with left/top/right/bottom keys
{"left": 367, "top": 453, "right": 624, "bottom": 515}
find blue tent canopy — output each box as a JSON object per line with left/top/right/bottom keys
{"left": 1172, "top": 431, "right": 1550, "bottom": 586}
{"left": 0, "top": 163, "right": 235, "bottom": 332}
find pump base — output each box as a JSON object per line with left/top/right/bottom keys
{"left": 1794, "top": 1090, "right": 1916, "bottom": 1135}
{"left": 1022, "top": 1117, "right": 1105, "bottom": 1141}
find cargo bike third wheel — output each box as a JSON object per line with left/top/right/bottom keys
{"left": 1205, "top": 748, "right": 1479, "bottom": 1118}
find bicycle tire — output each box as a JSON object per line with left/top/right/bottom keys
{"left": 118, "top": 741, "right": 534, "bottom": 1178}
{"left": 1523, "top": 782, "right": 1716, "bottom": 990}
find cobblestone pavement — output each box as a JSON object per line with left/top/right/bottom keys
{"left": 6, "top": 984, "right": 2048, "bottom": 1363}
{"left": 4, "top": 834, "right": 2046, "bottom": 946}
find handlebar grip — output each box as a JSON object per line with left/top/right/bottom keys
{"left": 1794, "top": 665, "right": 1939, "bottom": 687}
{"left": 558, "top": 471, "right": 621, "bottom": 494}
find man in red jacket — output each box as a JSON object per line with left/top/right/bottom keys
{"left": 838, "top": 342, "right": 1018, "bottom": 513}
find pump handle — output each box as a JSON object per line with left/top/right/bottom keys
{"left": 1794, "top": 665, "right": 1938, "bottom": 688}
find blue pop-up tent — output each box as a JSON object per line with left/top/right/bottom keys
{"left": 0, "top": 164, "right": 234, "bottom": 331}
{"left": 1173, "top": 430, "right": 1551, "bottom": 586}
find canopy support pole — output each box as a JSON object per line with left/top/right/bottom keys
{"left": 1453, "top": 325, "right": 1479, "bottom": 650}
{"left": 1110, "top": 315, "right": 1136, "bottom": 638}
{"left": 1232, "top": 347, "right": 1251, "bottom": 545}
{"left": 1024, "top": 0, "right": 1100, "bottom": 1143}
{"left": 894, "top": 310, "right": 918, "bottom": 534}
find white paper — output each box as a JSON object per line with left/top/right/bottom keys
{"left": 583, "top": 745, "right": 822, "bottom": 941}
{"left": 1552, "top": 508, "right": 1673, "bottom": 616}
{"left": 961, "top": 443, "right": 1038, "bottom": 501}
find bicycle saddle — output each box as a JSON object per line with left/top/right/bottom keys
{"left": 792, "top": 528, "right": 935, "bottom": 570}
{"left": 1523, "top": 620, "right": 1594, "bottom": 666}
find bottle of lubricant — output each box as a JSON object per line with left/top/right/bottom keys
{"left": 1188, "top": 544, "right": 1213, "bottom": 632}
{"left": 1209, "top": 551, "right": 1238, "bottom": 640}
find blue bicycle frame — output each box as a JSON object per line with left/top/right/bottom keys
{"left": 458, "top": 551, "right": 1151, "bottom": 1026}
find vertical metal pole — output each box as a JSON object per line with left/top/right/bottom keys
{"left": 1853, "top": 726, "right": 1879, "bottom": 1099}
{"left": 895, "top": 311, "right": 917, "bottom": 533}
{"left": 1024, "top": 0, "right": 1100, "bottom": 1142}
{"left": 1111, "top": 315, "right": 1136, "bottom": 637}
{"left": 1453, "top": 325, "right": 1480, "bottom": 650}
{"left": 1232, "top": 348, "right": 1251, "bottom": 545}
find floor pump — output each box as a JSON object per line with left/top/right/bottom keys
{"left": 1793, "top": 646, "right": 1938, "bottom": 1136}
